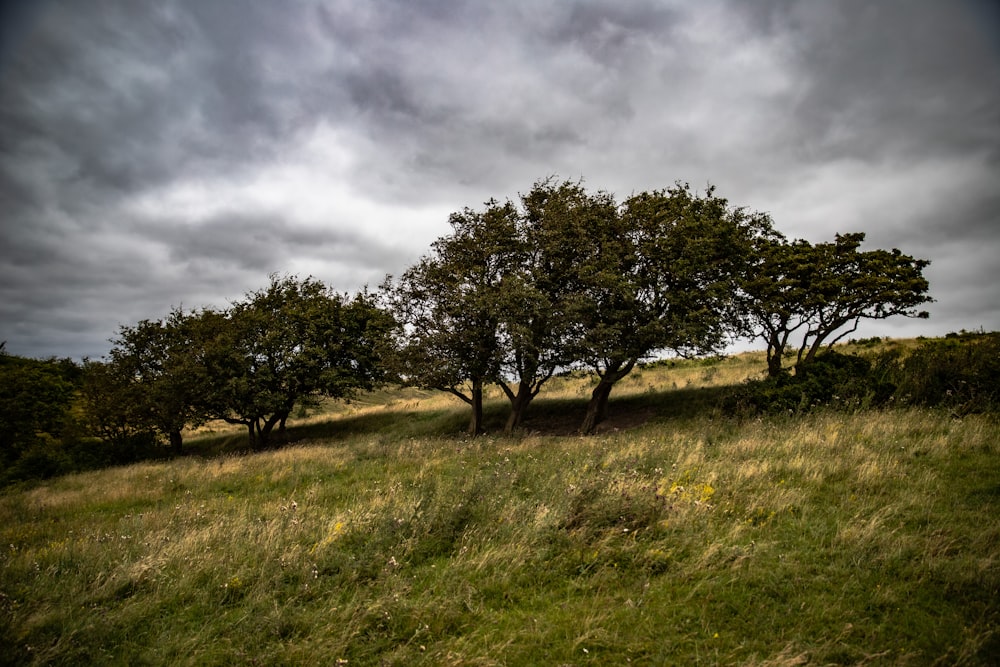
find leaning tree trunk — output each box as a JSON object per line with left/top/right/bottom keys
{"left": 580, "top": 379, "right": 614, "bottom": 435}
{"left": 275, "top": 407, "right": 292, "bottom": 447}
{"left": 580, "top": 359, "right": 637, "bottom": 435}
{"left": 257, "top": 413, "right": 285, "bottom": 449}
{"left": 503, "top": 382, "right": 534, "bottom": 434}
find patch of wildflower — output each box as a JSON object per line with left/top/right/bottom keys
{"left": 656, "top": 468, "right": 716, "bottom": 507}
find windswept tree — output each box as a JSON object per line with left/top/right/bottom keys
{"left": 741, "top": 232, "right": 932, "bottom": 376}
{"left": 201, "top": 275, "right": 392, "bottom": 448}
{"left": 575, "top": 184, "right": 770, "bottom": 433}
{"left": 734, "top": 232, "right": 809, "bottom": 377}
{"left": 388, "top": 181, "right": 620, "bottom": 435}
{"left": 389, "top": 180, "right": 771, "bottom": 435}
{"left": 79, "top": 357, "right": 155, "bottom": 451}
{"left": 386, "top": 202, "right": 519, "bottom": 435}
{"left": 495, "top": 179, "right": 608, "bottom": 432}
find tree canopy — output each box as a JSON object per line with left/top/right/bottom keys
{"left": 198, "top": 275, "right": 393, "bottom": 448}
{"left": 1, "top": 352, "right": 78, "bottom": 466}
{"left": 82, "top": 275, "right": 393, "bottom": 450}
{"left": 571, "top": 184, "right": 773, "bottom": 433}
{"left": 387, "top": 179, "right": 777, "bottom": 434}
{"left": 384, "top": 202, "right": 519, "bottom": 434}
{"left": 89, "top": 309, "right": 211, "bottom": 453}
{"left": 741, "top": 232, "right": 932, "bottom": 377}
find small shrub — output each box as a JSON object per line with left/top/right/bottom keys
{"left": 849, "top": 336, "right": 883, "bottom": 348}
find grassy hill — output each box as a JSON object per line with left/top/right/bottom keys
{"left": 2, "top": 344, "right": 998, "bottom": 665}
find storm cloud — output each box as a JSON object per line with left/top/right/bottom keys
{"left": 1, "top": 0, "right": 998, "bottom": 359}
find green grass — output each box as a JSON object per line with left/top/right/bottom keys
{"left": 2, "top": 348, "right": 998, "bottom": 665}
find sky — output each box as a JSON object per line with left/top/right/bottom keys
{"left": 1, "top": 0, "right": 999, "bottom": 361}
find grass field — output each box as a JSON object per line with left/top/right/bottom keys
{"left": 2, "top": 348, "right": 998, "bottom": 665}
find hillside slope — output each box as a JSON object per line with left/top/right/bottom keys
{"left": 2, "top": 344, "right": 998, "bottom": 665}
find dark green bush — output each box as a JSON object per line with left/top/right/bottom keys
{"left": 724, "top": 350, "right": 890, "bottom": 416}
{"left": 725, "top": 332, "right": 1000, "bottom": 417}
{"left": 3, "top": 437, "right": 71, "bottom": 483}
{"left": 890, "top": 332, "right": 1000, "bottom": 414}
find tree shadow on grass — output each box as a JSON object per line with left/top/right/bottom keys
{"left": 520, "top": 384, "right": 734, "bottom": 436}
{"left": 180, "top": 383, "right": 736, "bottom": 461}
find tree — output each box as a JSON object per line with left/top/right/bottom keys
{"left": 741, "top": 233, "right": 932, "bottom": 376}
{"left": 575, "top": 184, "right": 768, "bottom": 433}
{"left": 386, "top": 202, "right": 519, "bottom": 435}
{"left": 0, "top": 352, "right": 77, "bottom": 465}
{"left": 387, "top": 182, "right": 622, "bottom": 435}
{"left": 200, "top": 276, "right": 392, "bottom": 448}
{"left": 736, "top": 233, "right": 811, "bottom": 377}
{"left": 99, "top": 309, "right": 212, "bottom": 454}
{"left": 79, "top": 357, "right": 156, "bottom": 451}
{"left": 495, "top": 179, "right": 607, "bottom": 433}
{"left": 390, "top": 180, "right": 770, "bottom": 435}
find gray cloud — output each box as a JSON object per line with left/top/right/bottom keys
{"left": 1, "top": 0, "right": 997, "bottom": 359}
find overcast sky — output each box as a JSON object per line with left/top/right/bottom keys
{"left": 2, "top": 0, "right": 998, "bottom": 360}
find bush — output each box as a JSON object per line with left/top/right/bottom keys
{"left": 724, "top": 333, "right": 1000, "bottom": 418}
{"left": 890, "top": 332, "right": 1000, "bottom": 414}
{"left": 2, "top": 436, "right": 71, "bottom": 484}
{"left": 724, "top": 350, "right": 889, "bottom": 416}
{"left": 1, "top": 424, "right": 165, "bottom": 488}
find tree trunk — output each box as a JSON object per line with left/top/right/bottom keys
{"left": 258, "top": 413, "right": 284, "bottom": 449}
{"left": 468, "top": 378, "right": 485, "bottom": 436}
{"left": 168, "top": 428, "right": 183, "bottom": 456}
{"left": 799, "top": 336, "right": 819, "bottom": 366}
{"left": 766, "top": 330, "right": 788, "bottom": 377}
{"left": 580, "top": 359, "right": 636, "bottom": 435}
{"left": 766, "top": 345, "right": 784, "bottom": 377}
{"left": 503, "top": 382, "right": 533, "bottom": 434}
{"left": 276, "top": 409, "right": 291, "bottom": 446}
{"left": 581, "top": 379, "right": 614, "bottom": 435}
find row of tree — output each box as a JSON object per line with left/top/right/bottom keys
{"left": 2, "top": 178, "right": 932, "bottom": 465}
{"left": 383, "top": 178, "right": 931, "bottom": 434}
{"left": 79, "top": 277, "right": 392, "bottom": 453}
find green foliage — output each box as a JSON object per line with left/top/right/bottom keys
{"left": 725, "top": 350, "right": 893, "bottom": 416}
{"left": 889, "top": 331, "right": 1000, "bottom": 414}
{"left": 726, "top": 333, "right": 1000, "bottom": 418}
{"left": 741, "top": 232, "right": 932, "bottom": 376}
{"left": 5, "top": 176, "right": 942, "bottom": 453}
{"left": 388, "top": 178, "right": 775, "bottom": 435}
{"left": 384, "top": 201, "right": 519, "bottom": 434}
{"left": 104, "top": 309, "right": 215, "bottom": 453}
{"left": 78, "top": 276, "right": 394, "bottom": 453}
{"left": 0, "top": 353, "right": 80, "bottom": 481}
{"left": 0, "top": 351, "right": 177, "bottom": 484}
{"left": 201, "top": 276, "right": 394, "bottom": 448}
{"left": 79, "top": 358, "right": 159, "bottom": 450}
{"left": 572, "top": 183, "right": 771, "bottom": 433}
